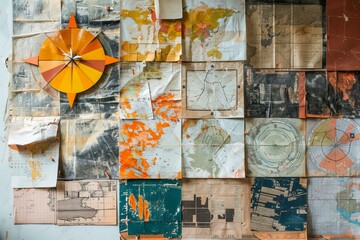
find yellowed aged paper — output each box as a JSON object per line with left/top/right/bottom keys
{"left": 14, "top": 188, "right": 56, "bottom": 224}
{"left": 155, "top": 0, "right": 182, "bottom": 19}
{"left": 247, "top": 3, "right": 323, "bottom": 69}
{"left": 182, "top": 179, "right": 251, "bottom": 239}
{"left": 56, "top": 180, "right": 117, "bottom": 226}
{"left": 182, "top": 62, "right": 244, "bottom": 119}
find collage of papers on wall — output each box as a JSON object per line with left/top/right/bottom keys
{"left": 6, "top": 0, "right": 360, "bottom": 239}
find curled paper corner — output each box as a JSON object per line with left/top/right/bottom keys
{"left": 7, "top": 117, "right": 60, "bottom": 152}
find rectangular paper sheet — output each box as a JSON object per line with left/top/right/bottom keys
{"left": 306, "top": 71, "right": 360, "bottom": 118}
{"left": 307, "top": 119, "right": 360, "bottom": 177}
{"left": 308, "top": 178, "right": 360, "bottom": 237}
{"left": 327, "top": 0, "right": 360, "bottom": 70}
{"left": 120, "top": 62, "right": 181, "bottom": 121}
{"left": 251, "top": 178, "right": 307, "bottom": 233}
{"left": 182, "top": 179, "right": 252, "bottom": 239}
{"left": 245, "top": 118, "right": 306, "bottom": 177}
{"left": 120, "top": 119, "right": 181, "bottom": 179}
{"left": 155, "top": 0, "right": 182, "bottom": 19}
{"left": 120, "top": 180, "right": 182, "bottom": 239}
{"left": 8, "top": 117, "right": 60, "bottom": 188}
{"left": 182, "top": 119, "right": 245, "bottom": 178}
{"left": 182, "top": 62, "right": 244, "bottom": 119}
{"left": 14, "top": 188, "right": 56, "bottom": 224}
{"left": 182, "top": 0, "right": 246, "bottom": 61}
{"left": 247, "top": 2, "right": 323, "bottom": 69}
{"left": 59, "top": 119, "right": 119, "bottom": 180}
{"left": 120, "top": 0, "right": 182, "bottom": 61}
{"left": 56, "top": 180, "right": 117, "bottom": 226}
{"left": 245, "top": 68, "right": 306, "bottom": 118}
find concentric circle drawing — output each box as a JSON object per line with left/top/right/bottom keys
{"left": 23, "top": 13, "right": 119, "bottom": 108}
{"left": 246, "top": 119, "right": 305, "bottom": 176}
{"left": 307, "top": 119, "right": 360, "bottom": 175}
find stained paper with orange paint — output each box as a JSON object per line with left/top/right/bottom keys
{"left": 306, "top": 71, "right": 360, "bottom": 118}
{"left": 307, "top": 119, "right": 360, "bottom": 176}
{"left": 120, "top": 62, "right": 181, "bottom": 121}
{"left": 8, "top": 117, "right": 60, "bottom": 188}
{"left": 119, "top": 180, "right": 182, "bottom": 238}
{"left": 182, "top": 119, "right": 245, "bottom": 178}
{"left": 120, "top": 0, "right": 182, "bottom": 61}
{"left": 182, "top": 0, "right": 246, "bottom": 61}
{"left": 120, "top": 119, "right": 181, "bottom": 179}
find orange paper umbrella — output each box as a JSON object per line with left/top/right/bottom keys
{"left": 23, "top": 13, "right": 119, "bottom": 108}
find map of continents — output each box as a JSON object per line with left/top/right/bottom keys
{"left": 183, "top": 0, "right": 246, "bottom": 61}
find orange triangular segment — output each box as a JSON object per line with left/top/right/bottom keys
{"left": 41, "top": 62, "right": 67, "bottom": 83}
{"left": 105, "top": 56, "right": 119, "bottom": 65}
{"left": 72, "top": 64, "right": 98, "bottom": 92}
{"left": 23, "top": 56, "right": 39, "bottom": 65}
{"left": 68, "top": 13, "right": 77, "bottom": 29}
{"left": 80, "top": 60, "right": 105, "bottom": 72}
{"left": 67, "top": 93, "right": 77, "bottom": 108}
{"left": 71, "top": 29, "right": 96, "bottom": 54}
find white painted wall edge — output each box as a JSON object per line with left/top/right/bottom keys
{"left": 0, "top": 1, "right": 119, "bottom": 239}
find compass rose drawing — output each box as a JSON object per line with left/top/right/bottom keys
{"left": 23, "top": 13, "right": 119, "bottom": 108}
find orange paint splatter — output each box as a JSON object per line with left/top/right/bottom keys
{"left": 129, "top": 194, "right": 137, "bottom": 211}
{"left": 328, "top": 72, "right": 357, "bottom": 101}
{"left": 337, "top": 72, "right": 356, "bottom": 100}
{"left": 141, "top": 158, "right": 150, "bottom": 171}
{"left": 152, "top": 157, "right": 157, "bottom": 165}
{"left": 120, "top": 120, "right": 171, "bottom": 179}
{"left": 182, "top": 120, "right": 197, "bottom": 133}
{"left": 320, "top": 149, "right": 353, "bottom": 172}
{"left": 28, "top": 160, "right": 41, "bottom": 180}
{"left": 144, "top": 200, "right": 150, "bottom": 222}
{"left": 152, "top": 93, "right": 181, "bottom": 122}
{"left": 149, "top": 7, "right": 157, "bottom": 22}
{"left": 138, "top": 195, "right": 144, "bottom": 220}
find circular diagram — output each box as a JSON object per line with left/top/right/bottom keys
{"left": 246, "top": 119, "right": 305, "bottom": 176}
{"left": 307, "top": 119, "right": 360, "bottom": 175}
{"left": 23, "top": 13, "right": 118, "bottom": 108}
